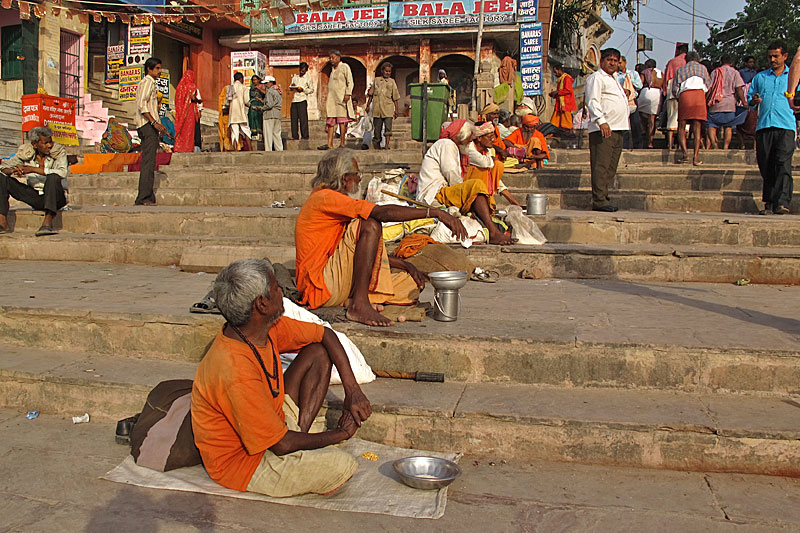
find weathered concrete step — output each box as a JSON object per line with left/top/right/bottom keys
{"left": 2, "top": 261, "right": 798, "bottom": 392}
{"left": 166, "top": 150, "right": 423, "bottom": 168}
{"left": 549, "top": 149, "right": 800, "bottom": 167}
{"left": 9, "top": 207, "right": 800, "bottom": 248}
{"left": 2, "top": 346, "right": 798, "bottom": 475}
{"left": 69, "top": 188, "right": 311, "bottom": 208}
{"left": 282, "top": 138, "right": 420, "bottom": 151}
{"left": 510, "top": 188, "right": 800, "bottom": 214}
{"left": 503, "top": 168, "right": 766, "bottom": 192}
{"left": 1, "top": 231, "right": 798, "bottom": 284}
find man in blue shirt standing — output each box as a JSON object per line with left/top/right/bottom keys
{"left": 748, "top": 41, "right": 797, "bottom": 215}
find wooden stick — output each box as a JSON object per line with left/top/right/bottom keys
{"left": 380, "top": 189, "right": 432, "bottom": 209}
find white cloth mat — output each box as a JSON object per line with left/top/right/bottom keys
{"left": 102, "top": 438, "right": 460, "bottom": 519}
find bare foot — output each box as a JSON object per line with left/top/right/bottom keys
{"left": 344, "top": 299, "right": 384, "bottom": 312}
{"left": 489, "top": 231, "right": 513, "bottom": 245}
{"left": 346, "top": 302, "right": 394, "bottom": 327}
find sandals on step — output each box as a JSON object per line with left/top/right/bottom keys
{"left": 190, "top": 292, "right": 221, "bottom": 314}
{"left": 470, "top": 268, "right": 500, "bottom": 283}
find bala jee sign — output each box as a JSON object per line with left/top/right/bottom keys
{"left": 389, "top": 0, "right": 516, "bottom": 29}
{"left": 284, "top": 6, "right": 386, "bottom": 34}
{"left": 519, "top": 22, "right": 543, "bottom": 96}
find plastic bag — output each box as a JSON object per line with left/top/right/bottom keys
{"left": 364, "top": 168, "right": 408, "bottom": 205}
{"left": 505, "top": 205, "right": 547, "bottom": 245}
{"left": 430, "top": 207, "right": 487, "bottom": 247}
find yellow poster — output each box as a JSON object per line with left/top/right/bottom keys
{"left": 46, "top": 122, "right": 79, "bottom": 146}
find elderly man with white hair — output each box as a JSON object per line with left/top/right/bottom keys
{"left": 0, "top": 126, "right": 68, "bottom": 236}
{"left": 192, "top": 258, "right": 370, "bottom": 498}
{"left": 295, "top": 147, "right": 467, "bottom": 327}
{"left": 417, "top": 119, "right": 512, "bottom": 244}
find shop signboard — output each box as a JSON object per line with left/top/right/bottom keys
{"left": 389, "top": 0, "right": 516, "bottom": 29}
{"left": 284, "top": 6, "right": 387, "bottom": 34}
{"left": 105, "top": 44, "right": 125, "bottom": 85}
{"left": 269, "top": 49, "right": 301, "bottom": 67}
{"left": 119, "top": 66, "right": 142, "bottom": 101}
{"left": 21, "top": 94, "right": 79, "bottom": 146}
{"left": 519, "top": 22, "right": 543, "bottom": 96}
{"left": 231, "top": 51, "right": 267, "bottom": 84}
{"left": 157, "top": 71, "right": 170, "bottom": 117}
{"left": 516, "top": 0, "right": 537, "bottom": 22}
{"left": 127, "top": 22, "right": 152, "bottom": 67}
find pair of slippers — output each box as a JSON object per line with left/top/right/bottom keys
{"left": 470, "top": 268, "right": 500, "bottom": 283}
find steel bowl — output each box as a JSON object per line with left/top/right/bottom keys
{"left": 392, "top": 456, "right": 462, "bottom": 490}
{"left": 428, "top": 270, "right": 468, "bottom": 291}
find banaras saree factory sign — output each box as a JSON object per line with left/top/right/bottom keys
{"left": 389, "top": 0, "right": 517, "bottom": 28}
{"left": 283, "top": 6, "right": 387, "bottom": 34}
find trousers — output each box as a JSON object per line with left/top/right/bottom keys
{"left": 589, "top": 130, "right": 623, "bottom": 208}
{"left": 372, "top": 117, "right": 393, "bottom": 148}
{"left": 0, "top": 173, "right": 66, "bottom": 216}
{"left": 290, "top": 101, "right": 309, "bottom": 140}
{"left": 756, "top": 127, "right": 795, "bottom": 209}
{"left": 136, "top": 123, "right": 158, "bottom": 205}
{"left": 263, "top": 117, "right": 283, "bottom": 151}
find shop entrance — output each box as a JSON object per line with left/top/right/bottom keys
{"left": 375, "top": 56, "right": 419, "bottom": 117}
{"left": 152, "top": 31, "right": 187, "bottom": 111}
{"left": 432, "top": 54, "right": 474, "bottom": 107}
{"left": 319, "top": 57, "right": 366, "bottom": 118}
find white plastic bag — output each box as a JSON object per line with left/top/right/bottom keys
{"left": 430, "top": 207, "right": 487, "bottom": 247}
{"left": 505, "top": 205, "right": 547, "bottom": 245}
{"left": 364, "top": 168, "right": 408, "bottom": 205}
{"left": 279, "top": 298, "right": 376, "bottom": 385}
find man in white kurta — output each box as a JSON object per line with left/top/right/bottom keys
{"left": 322, "top": 50, "right": 355, "bottom": 150}
{"left": 229, "top": 72, "right": 251, "bottom": 151}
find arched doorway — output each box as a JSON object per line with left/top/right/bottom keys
{"left": 319, "top": 57, "right": 367, "bottom": 118}
{"left": 375, "top": 55, "right": 419, "bottom": 117}
{"left": 432, "top": 54, "right": 474, "bottom": 106}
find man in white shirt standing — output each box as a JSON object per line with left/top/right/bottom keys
{"left": 290, "top": 62, "right": 315, "bottom": 140}
{"left": 229, "top": 72, "right": 251, "bottom": 151}
{"left": 134, "top": 57, "right": 168, "bottom": 205}
{"left": 585, "top": 48, "right": 630, "bottom": 212}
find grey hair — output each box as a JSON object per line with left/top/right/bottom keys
{"left": 686, "top": 51, "right": 700, "bottom": 63}
{"left": 310, "top": 147, "right": 357, "bottom": 192}
{"left": 28, "top": 126, "right": 54, "bottom": 143}
{"left": 213, "top": 258, "right": 276, "bottom": 327}
{"left": 455, "top": 121, "right": 474, "bottom": 143}
{"left": 329, "top": 49, "right": 342, "bottom": 58}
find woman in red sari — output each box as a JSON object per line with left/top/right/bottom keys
{"left": 174, "top": 70, "right": 201, "bottom": 153}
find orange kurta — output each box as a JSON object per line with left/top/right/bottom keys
{"left": 505, "top": 127, "right": 550, "bottom": 160}
{"left": 295, "top": 188, "right": 376, "bottom": 309}
{"left": 191, "top": 318, "right": 325, "bottom": 491}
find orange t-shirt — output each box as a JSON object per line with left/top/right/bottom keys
{"left": 295, "top": 188, "right": 375, "bottom": 309}
{"left": 505, "top": 128, "right": 550, "bottom": 159}
{"left": 191, "top": 317, "right": 325, "bottom": 491}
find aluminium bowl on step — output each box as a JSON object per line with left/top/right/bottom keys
{"left": 392, "top": 456, "right": 462, "bottom": 490}
{"left": 428, "top": 270, "right": 468, "bottom": 290}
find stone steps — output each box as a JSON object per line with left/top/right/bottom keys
{"left": 2, "top": 344, "right": 799, "bottom": 475}
{"left": 548, "top": 149, "right": 800, "bottom": 167}
{"left": 1, "top": 230, "right": 798, "bottom": 283}
{"left": 9, "top": 207, "right": 800, "bottom": 248}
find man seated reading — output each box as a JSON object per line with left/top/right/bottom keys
{"left": 467, "top": 121, "right": 522, "bottom": 208}
{"left": 192, "top": 258, "right": 371, "bottom": 498}
{"left": 0, "top": 126, "right": 68, "bottom": 236}
{"left": 295, "top": 148, "right": 467, "bottom": 327}
{"left": 503, "top": 115, "right": 550, "bottom": 168}
{"left": 417, "top": 120, "right": 513, "bottom": 244}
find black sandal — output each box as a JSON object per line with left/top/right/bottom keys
{"left": 190, "top": 292, "right": 220, "bottom": 314}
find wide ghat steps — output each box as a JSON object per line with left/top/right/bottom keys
{"left": 1, "top": 261, "right": 799, "bottom": 476}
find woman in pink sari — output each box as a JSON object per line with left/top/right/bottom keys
{"left": 174, "top": 70, "right": 201, "bottom": 153}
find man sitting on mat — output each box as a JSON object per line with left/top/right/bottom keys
{"left": 417, "top": 120, "right": 513, "bottom": 245}
{"left": 295, "top": 148, "right": 466, "bottom": 327}
{"left": 467, "top": 121, "right": 522, "bottom": 208}
{"left": 192, "top": 258, "right": 371, "bottom": 498}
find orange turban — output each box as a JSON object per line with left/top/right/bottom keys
{"left": 522, "top": 114, "right": 540, "bottom": 126}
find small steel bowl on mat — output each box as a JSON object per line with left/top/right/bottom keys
{"left": 392, "top": 456, "right": 462, "bottom": 490}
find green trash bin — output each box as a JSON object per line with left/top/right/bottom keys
{"left": 409, "top": 82, "right": 450, "bottom": 142}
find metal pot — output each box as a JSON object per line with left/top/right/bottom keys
{"left": 526, "top": 193, "right": 548, "bottom": 216}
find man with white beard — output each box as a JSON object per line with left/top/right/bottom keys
{"left": 294, "top": 148, "right": 467, "bottom": 327}
{"left": 418, "top": 119, "right": 512, "bottom": 244}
